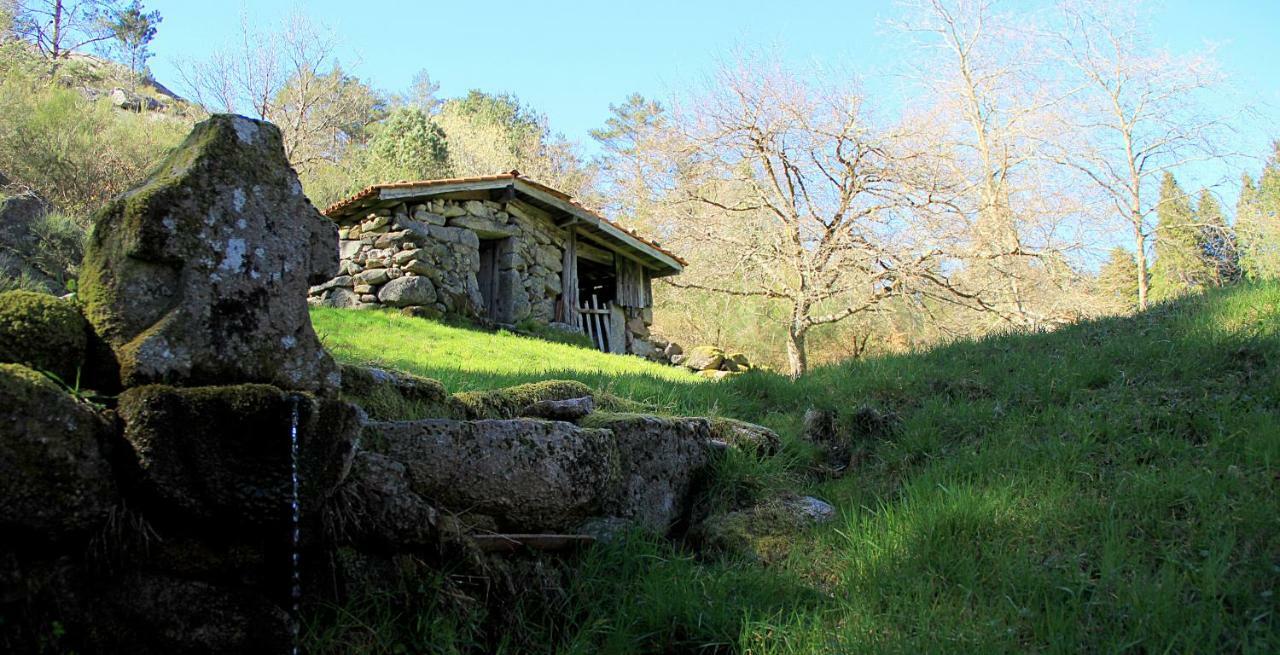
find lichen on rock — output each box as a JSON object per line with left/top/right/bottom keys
{"left": 79, "top": 114, "right": 340, "bottom": 392}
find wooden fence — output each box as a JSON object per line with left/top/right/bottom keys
{"left": 578, "top": 295, "right": 611, "bottom": 352}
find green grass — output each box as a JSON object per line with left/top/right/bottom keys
{"left": 307, "top": 283, "right": 1280, "bottom": 654}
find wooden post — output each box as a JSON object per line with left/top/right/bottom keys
{"left": 560, "top": 226, "right": 579, "bottom": 326}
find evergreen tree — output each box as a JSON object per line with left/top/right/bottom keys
{"left": 105, "top": 0, "right": 160, "bottom": 94}
{"left": 1149, "top": 172, "right": 1210, "bottom": 300}
{"left": 1237, "top": 144, "right": 1280, "bottom": 280}
{"left": 1194, "top": 189, "right": 1238, "bottom": 286}
{"left": 366, "top": 106, "right": 450, "bottom": 181}
{"left": 1097, "top": 247, "right": 1140, "bottom": 312}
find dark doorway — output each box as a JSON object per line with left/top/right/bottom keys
{"left": 577, "top": 257, "right": 617, "bottom": 308}
{"left": 477, "top": 238, "right": 502, "bottom": 320}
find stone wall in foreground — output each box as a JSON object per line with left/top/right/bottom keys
{"left": 309, "top": 197, "right": 566, "bottom": 324}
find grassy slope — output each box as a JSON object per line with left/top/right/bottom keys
{"left": 309, "top": 283, "right": 1280, "bottom": 654}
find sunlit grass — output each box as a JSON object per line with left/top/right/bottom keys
{"left": 306, "top": 283, "right": 1280, "bottom": 654}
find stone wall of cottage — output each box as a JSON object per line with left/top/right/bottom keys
{"left": 309, "top": 198, "right": 566, "bottom": 324}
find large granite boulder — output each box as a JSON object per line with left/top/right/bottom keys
{"left": 0, "top": 363, "right": 118, "bottom": 544}
{"left": 116, "top": 384, "right": 361, "bottom": 528}
{"left": 583, "top": 414, "right": 714, "bottom": 533}
{"left": 79, "top": 114, "right": 340, "bottom": 392}
{"left": 365, "top": 418, "right": 619, "bottom": 531}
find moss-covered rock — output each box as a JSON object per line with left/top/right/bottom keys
{"left": 694, "top": 495, "right": 836, "bottom": 563}
{"left": 455, "top": 379, "right": 594, "bottom": 419}
{"left": 79, "top": 114, "right": 340, "bottom": 392}
{"left": 583, "top": 412, "right": 713, "bottom": 534}
{"left": 0, "top": 290, "right": 89, "bottom": 382}
{"left": 681, "top": 345, "right": 725, "bottom": 371}
{"left": 707, "top": 417, "right": 782, "bottom": 456}
{"left": 116, "top": 383, "right": 361, "bottom": 528}
{"left": 339, "top": 363, "right": 466, "bottom": 420}
{"left": 0, "top": 362, "right": 118, "bottom": 544}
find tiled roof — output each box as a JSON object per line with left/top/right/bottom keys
{"left": 321, "top": 171, "right": 685, "bottom": 268}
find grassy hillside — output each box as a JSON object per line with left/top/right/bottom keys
{"left": 308, "top": 283, "right": 1280, "bottom": 653}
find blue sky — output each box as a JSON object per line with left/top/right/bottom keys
{"left": 147, "top": 1, "right": 1280, "bottom": 207}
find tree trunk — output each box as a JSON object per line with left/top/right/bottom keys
{"left": 51, "top": 0, "right": 65, "bottom": 60}
{"left": 1134, "top": 222, "right": 1149, "bottom": 310}
{"left": 784, "top": 326, "right": 807, "bottom": 379}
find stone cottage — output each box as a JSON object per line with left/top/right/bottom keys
{"left": 310, "top": 171, "right": 684, "bottom": 355}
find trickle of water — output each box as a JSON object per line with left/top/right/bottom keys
{"left": 289, "top": 397, "right": 302, "bottom": 655}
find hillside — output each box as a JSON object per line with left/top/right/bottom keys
{"left": 308, "top": 283, "right": 1280, "bottom": 653}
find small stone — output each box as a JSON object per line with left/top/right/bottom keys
{"left": 374, "top": 230, "right": 409, "bottom": 249}
{"left": 519, "top": 396, "right": 594, "bottom": 421}
{"left": 403, "top": 259, "right": 434, "bottom": 276}
{"left": 355, "top": 268, "right": 390, "bottom": 286}
{"left": 353, "top": 284, "right": 374, "bottom": 294}
{"left": 359, "top": 294, "right": 378, "bottom": 303}
{"left": 378, "top": 275, "right": 436, "bottom": 307}
{"left": 393, "top": 249, "right": 420, "bottom": 265}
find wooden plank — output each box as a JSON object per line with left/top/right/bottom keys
{"left": 471, "top": 534, "right": 596, "bottom": 553}
{"left": 560, "top": 227, "right": 579, "bottom": 326}
{"left": 615, "top": 258, "right": 645, "bottom": 308}
{"left": 595, "top": 296, "right": 611, "bottom": 353}
{"left": 587, "top": 296, "right": 600, "bottom": 351}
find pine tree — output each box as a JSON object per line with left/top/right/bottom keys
{"left": 1194, "top": 189, "right": 1238, "bottom": 286}
{"left": 1097, "top": 247, "right": 1140, "bottom": 312}
{"left": 1237, "top": 144, "right": 1280, "bottom": 280}
{"left": 1149, "top": 172, "right": 1210, "bottom": 300}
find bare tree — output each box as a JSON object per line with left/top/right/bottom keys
{"left": 1049, "top": 0, "right": 1231, "bottom": 310}
{"left": 895, "top": 0, "right": 1093, "bottom": 329}
{"left": 173, "top": 10, "right": 382, "bottom": 171}
{"left": 661, "top": 55, "right": 981, "bottom": 377}
{"left": 11, "top": 0, "right": 119, "bottom": 61}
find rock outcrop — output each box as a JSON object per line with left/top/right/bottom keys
{"left": 79, "top": 114, "right": 340, "bottom": 392}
